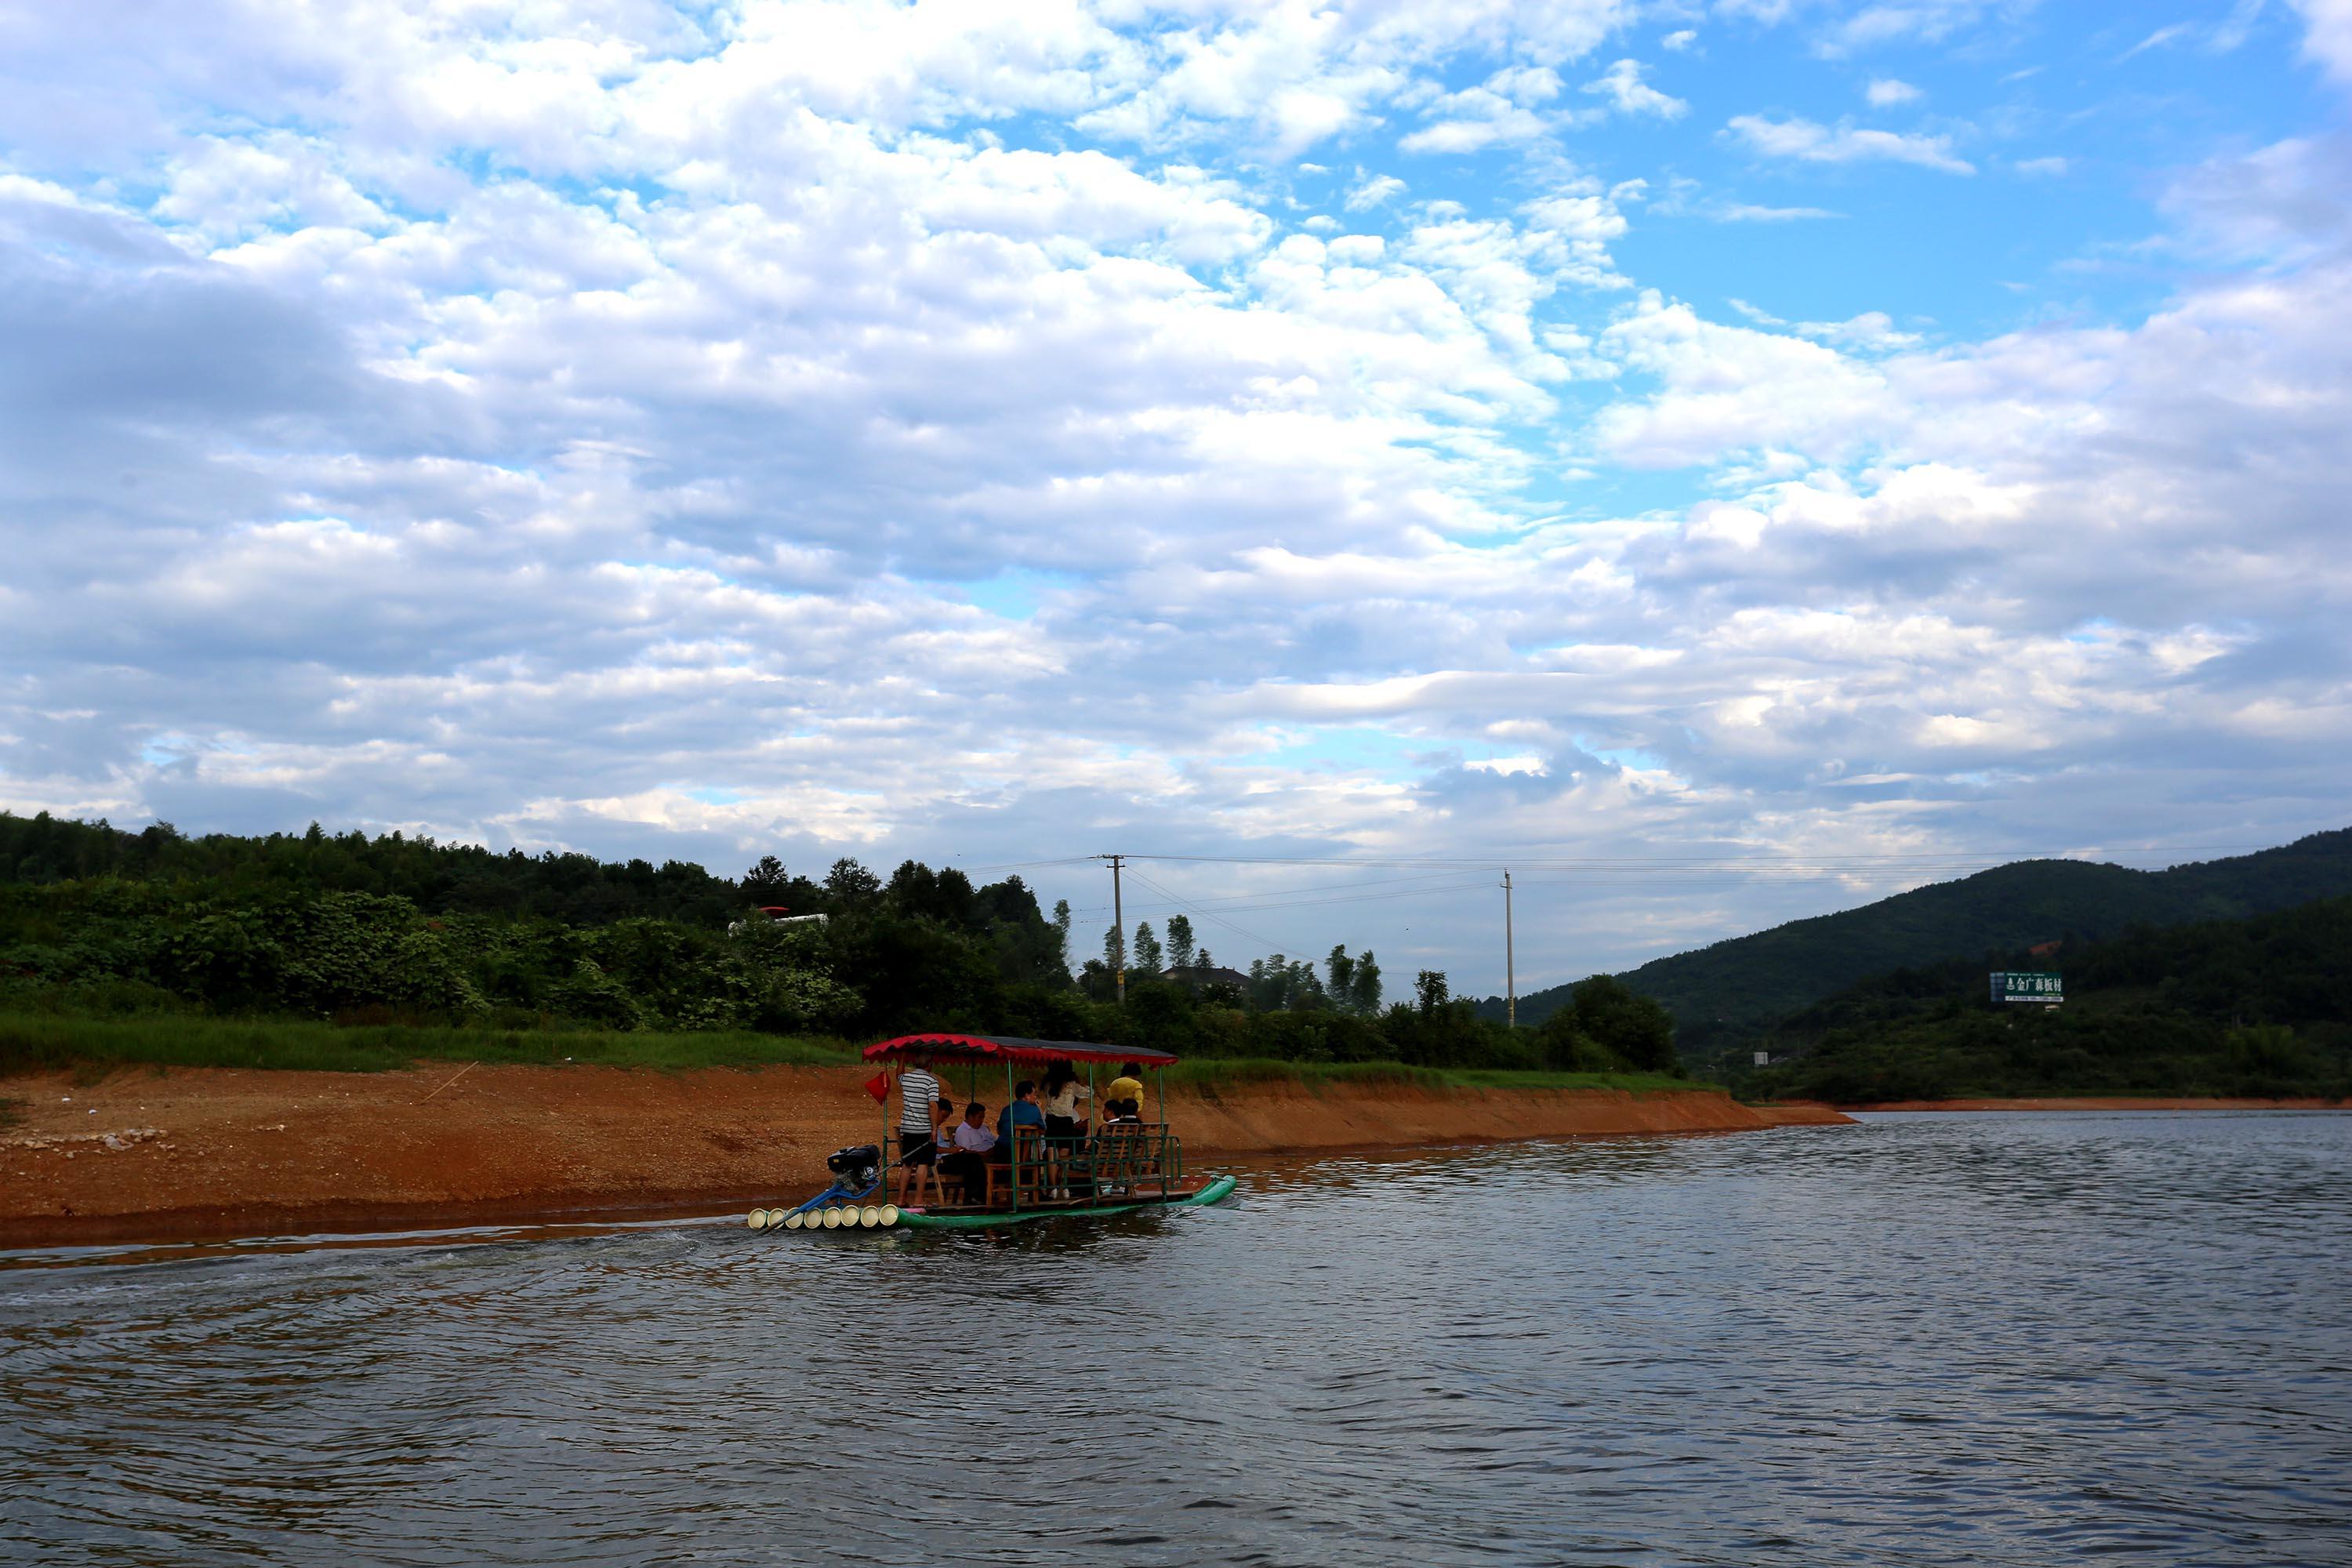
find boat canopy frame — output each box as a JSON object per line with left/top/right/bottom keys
{"left": 862, "top": 1033, "right": 1178, "bottom": 1068}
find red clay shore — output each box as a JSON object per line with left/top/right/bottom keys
{"left": 1849, "top": 1096, "right": 2349, "bottom": 1112}
{"left": 0, "top": 1064, "right": 1849, "bottom": 1247}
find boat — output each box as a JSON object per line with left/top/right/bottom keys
{"left": 747, "top": 1033, "right": 1238, "bottom": 1233}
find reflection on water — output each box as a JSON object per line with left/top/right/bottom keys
{"left": 4, "top": 1112, "right": 2348, "bottom": 1566}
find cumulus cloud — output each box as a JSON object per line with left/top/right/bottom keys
{"left": 0, "top": 0, "right": 2346, "bottom": 986}
{"left": 1583, "top": 59, "right": 1688, "bottom": 118}
{"left": 2290, "top": 0, "right": 2352, "bottom": 83}
{"left": 2160, "top": 135, "right": 2352, "bottom": 263}
{"left": 1400, "top": 65, "right": 1577, "bottom": 154}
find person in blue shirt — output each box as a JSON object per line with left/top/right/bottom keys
{"left": 992, "top": 1079, "right": 1046, "bottom": 1165}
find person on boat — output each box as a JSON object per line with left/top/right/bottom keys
{"left": 939, "top": 1102, "right": 997, "bottom": 1205}
{"left": 894, "top": 1055, "right": 942, "bottom": 1208}
{"left": 1039, "top": 1060, "right": 1091, "bottom": 1200}
{"left": 1040, "top": 1060, "right": 1091, "bottom": 1143}
{"left": 931, "top": 1093, "right": 957, "bottom": 1151}
{"left": 994, "top": 1079, "right": 1047, "bottom": 1157}
{"left": 1105, "top": 1062, "right": 1145, "bottom": 1121}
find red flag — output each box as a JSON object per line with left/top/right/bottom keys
{"left": 864, "top": 1071, "right": 891, "bottom": 1105}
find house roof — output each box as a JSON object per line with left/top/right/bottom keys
{"left": 1160, "top": 964, "right": 1251, "bottom": 988}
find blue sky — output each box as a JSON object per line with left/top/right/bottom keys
{"left": 2, "top": 0, "right": 2350, "bottom": 996}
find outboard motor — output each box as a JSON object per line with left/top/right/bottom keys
{"left": 826, "top": 1144, "right": 882, "bottom": 1191}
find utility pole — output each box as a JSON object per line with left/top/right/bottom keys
{"left": 1107, "top": 854, "right": 1126, "bottom": 1005}
{"left": 1503, "top": 869, "right": 1515, "bottom": 1029}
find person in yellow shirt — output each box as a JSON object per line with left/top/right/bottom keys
{"left": 1105, "top": 1062, "right": 1145, "bottom": 1121}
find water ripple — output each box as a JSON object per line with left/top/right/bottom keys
{"left": 3, "top": 1112, "right": 2349, "bottom": 1565}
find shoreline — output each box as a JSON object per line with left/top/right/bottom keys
{"left": 1842, "top": 1096, "right": 2349, "bottom": 1112}
{"left": 1, "top": 1062, "right": 1848, "bottom": 1248}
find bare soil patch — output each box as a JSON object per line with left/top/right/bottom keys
{"left": 0, "top": 1063, "right": 1850, "bottom": 1246}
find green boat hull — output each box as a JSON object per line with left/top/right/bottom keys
{"left": 894, "top": 1173, "right": 1237, "bottom": 1230}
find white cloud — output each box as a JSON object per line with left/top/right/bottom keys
{"left": 2289, "top": 0, "right": 2352, "bottom": 84}
{"left": 1726, "top": 114, "right": 1975, "bottom": 173}
{"left": 1583, "top": 58, "right": 1688, "bottom": 118}
{"left": 2159, "top": 134, "right": 2352, "bottom": 263}
{"left": 1661, "top": 29, "right": 1697, "bottom": 51}
{"left": 2122, "top": 22, "right": 2196, "bottom": 60}
{"left": 2013, "top": 155, "right": 2069, "bottom": 176}
{"left": 0, "top": 1, "right": 2347, "bottom": 990}
{"left": 1817, "top": 1, "right": 2012, "bottom": 55}
{"left": 1865, "top": 77, "right": 1921, "bottom": 106}
{"left": 1715, "top": 201, "right": 1841, "bottom": 221}
{"left": 1400, "top": 66, "right": 1580, "bottom": 154}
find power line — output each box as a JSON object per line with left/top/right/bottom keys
{"left": 1116, "top": 866, "right": 1501, "bottom": 907}
{"left": 1058, "top": 877, "right": 1496, "bottom": 923}
{"left": 1122, "top": 867, "right": 1289, "bottom": 956}
{"left": 945, "top": 855, "right": 1104, "bottom": 874}
{"left": 1117, "top": 841, "right": 2273, "bottom": 871}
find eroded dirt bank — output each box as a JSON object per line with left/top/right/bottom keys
{"left": 0, "top": 1064, "right": 1849, "bottom": 1246}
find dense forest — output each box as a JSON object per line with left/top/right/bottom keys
{"left": 0, "top": 812, "right": 1679, "bottom": 1076}
{"left": 1480, "top": 827, "right": 2352, "bottom": 1062}
{"left": 1737, "top": 897, "right": 2352, "bottom": 1102}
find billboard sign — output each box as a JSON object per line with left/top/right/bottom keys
{"left": 1990, "top": 971, "right": 2063, "bottom": 1005}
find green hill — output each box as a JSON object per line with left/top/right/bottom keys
{"left": 1736, "top": 896, "right": 2352, "bottom": 1103}
{"left": 1478, "top": 827, "right": 2352, "bottom": 1059}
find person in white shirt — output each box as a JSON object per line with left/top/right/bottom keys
{"left": 938, "top": 1102, "right": 999, "bottom": 1206}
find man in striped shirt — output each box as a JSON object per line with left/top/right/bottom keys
{"left": 894, "top": 1057, "right": 942, "bottom": 1208}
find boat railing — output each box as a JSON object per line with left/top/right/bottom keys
{"left": 931, "top": 1123, "right": 1191, "bottom": 1211}
{"left": 1070, "top": 1122, "right": 1182, "bottom": 1199}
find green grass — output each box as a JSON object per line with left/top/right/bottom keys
{"left": 1434, "top": 1068, "right": 1706, "bottom": 1094}
{"left": 0, "top": 1014, "right": 1710, "bottom": 1096}
{"left": 0, "top": 1013, "right": 858, "bottom": 1077}
{"left": 1167, "top": 1058, "right": 1703, "bottom": 1096}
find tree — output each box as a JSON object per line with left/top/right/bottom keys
{"left": 1566, "top": 974, "right": 1676, "bottom": 1072}
{"left": 1536, "top": 1007, "right": 1615, "bottom": 1072}
{"left": 1415, "top": 969, "right": 1450, "bottom": 1014}
{"left": 1103, "top": 923, "right": 1126, "bottom": 975}
{"left": 1327, "top": 944, "right": 1356, "bottom": 1004}
{"left": 1166, "top": 914, "right": 1196, "bottom": 970}
{"left": 742, "top": 855, "right": 788, "bottom": 902}
{"left": 1051, "top": 898, "right": 1073, "bottom": 971}
{"left": 1134, "top": 921, "right": 1164, "bottom": 975}
{"left": 1350, "top": 950, "right": 1381, "bottom": 1015}
{"left": 825, "top": 858, "right": 880, "bottom": 907}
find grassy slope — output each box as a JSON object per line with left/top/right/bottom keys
{"left": 0, "top": 1014, "right": 1703, "bottom": 1100}
{"left": 1169, "top": 1058, "right": 1698, "bottom": 1095}
{"left": 1485, "top": 827, "right": 2352, "bottom": 1053}
{"left": 0, "top": 1014, "right": 859, "bottom": 1076}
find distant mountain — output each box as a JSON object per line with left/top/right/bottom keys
{"left": 1476, "top": 827, "right": 2352, "bottom": 1058}
{"left": 1740, "top": 895, "right": 2352, "bottom": 1103}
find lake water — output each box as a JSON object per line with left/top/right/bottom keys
{"left": 3, "top": 1111, "right": 2349, "bottom": 1566}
